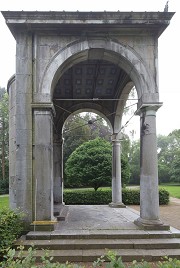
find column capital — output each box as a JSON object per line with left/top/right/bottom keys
{"left": 136, "top": 102, "right": 163, "bottom": 116}
{"left": 111, "top": 133, "right": 122, "bottom": 142}
{"left": 32, "top": 102, "right": 56, "bottom": 116}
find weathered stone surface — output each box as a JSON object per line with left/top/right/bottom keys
{"left": 4, "top": 11, "right": 174, "bottom": 225}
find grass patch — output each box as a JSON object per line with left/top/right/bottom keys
{"left": 0, "top": 195, "right": 9, "bottom": 209}
{"left": 159, "top": 185, "right": 180, "bottom": 199}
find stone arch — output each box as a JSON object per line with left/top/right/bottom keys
{"left": 40, "top": 38, "right": 156, "bottom": 102}
{"left": 55, "top": 101, "right": 114, "bottom": 132}
{"left": 62, "top": 108, "right": 113, "bottom": 135}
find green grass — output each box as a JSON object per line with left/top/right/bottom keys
{"left": 0, "top": 194, "right": 9, "bottom": 209}
{"left": 129, "top": 185, "right": 180, "bottom": 199}
{"left": 159, "top": 185, "right": 180, "bottom": 199}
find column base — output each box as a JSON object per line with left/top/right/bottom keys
{"left": 109, "top": 202, "right": 126, "bottom": 208}
{"left": 134, "top": 217, "right": 170, "bottom": 230}
{"left": 30, "top": 220, "right": 58, "bottom": 231}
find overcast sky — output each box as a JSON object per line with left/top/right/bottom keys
{"left": 0, "top": 0, "right": 179, "bottom": 138}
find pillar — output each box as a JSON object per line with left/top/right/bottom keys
{"left": 9, "top": 33, "right": 33, "bottom": 223}
{"left": 33, "top": 109, "right": 54, "bottom": 221}
{"left": 109, "top": 134, "right": 125, "bottom": 208}
{"left": 134, "top": 106, "right": 168, "bottom": 229}
{"left": 53, "top": 135, "right": 63, "bottom": 204}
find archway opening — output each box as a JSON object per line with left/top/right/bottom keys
{"left": 52, "top": 57, "right": 138, "bottom": 209}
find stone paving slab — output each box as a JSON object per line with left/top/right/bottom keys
{"left": 26, "top": 204, "right": 180, "bottom": 239}
{"left": 130, "top": 198, "right": 180, "bottom": 230}
{"left": 55, "top": 205, "right": 140, "bottom": 231}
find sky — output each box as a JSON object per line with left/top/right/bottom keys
{"left": 0, "top": 0, "right": 179, "bottom": 138}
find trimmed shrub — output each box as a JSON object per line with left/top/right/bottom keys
{"left": 159, "top": 188, "right": 170, "bottom": 205}
{"left": 0, "top": 208, "right": 24, "bottom": 253}
{"left": 122, "top": 188, "right": 140, "bottom": 205}
{"left": 65, "top": 138, "right": 130, "bottom": 190}
{"left": 64, "top": 188, "right": 169, "bottom": 205}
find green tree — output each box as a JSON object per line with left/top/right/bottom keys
{"left": 129, "top": 140, "right": 140, "bottom": 185}
{"left": 157, "top": 130, "right": 180, "bottom": 183}
{"left": 169, "top": 153, "right": 180, "bottom": 183}
{"left": 63, "top": 113, "right": 111, "bottom": 162}
{"left": 65, "top": 137, "right": 130, "bottom": 190}
{"left": 63, "top": 114, "right": 91, "bottom": 163}
{"left": 0, "top": 88, "right": 9, "bottom": 181}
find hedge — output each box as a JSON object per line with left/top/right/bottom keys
{"left": 64, "top": 188, "right": 169, "bottom": 205}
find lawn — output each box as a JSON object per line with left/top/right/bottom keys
{"left": 0, "top": 194, "right": 9, "bottom": 209}
{"left": 129, "top": 185, "right": 180, "bottom": 199}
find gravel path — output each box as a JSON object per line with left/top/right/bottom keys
{"left": 129, "top": 197, "right": 180, "bottom": 230}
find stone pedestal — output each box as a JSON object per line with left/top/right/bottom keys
{"left": 134, "top": 106, "right": 169, "bottom": 230}
{"left": 109, "top": 135, "right": 125, "bottom": 208}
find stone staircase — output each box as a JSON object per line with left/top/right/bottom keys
{"left": 15, "top": 229, "right": 180, "bottom": 263}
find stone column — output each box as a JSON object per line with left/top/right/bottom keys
{"left": 33, "top": 109, "right": 54, "bottom": 221}
{"left": 109, "top": 134, "right": 125, "bottom": 208}
{"left": 9, "top": 33, "right": 33, "bottom": 223}
{"left": 53, "top": 135, "right": 63, "bottom": 204}
{"left": 134, "top": 106, "right": 167, "bottom": 229}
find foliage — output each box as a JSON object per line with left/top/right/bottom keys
{"left": 0, "top": 177, "right": 9, "bottom": 194}
{"left": 65, "top": 138, "right": 130, "bottom": 190}
{"left": 0, "top": 89, "right": 9, "bottom": 181}
{"left": 63, "top": 114, "right": 92, "bottom": 163}
{"left": 64, "top": 189, "right": 111, "bottom": 204}
{"left": 157, "top": 130, "right": 180, "bottom": 184}
{"left": 93, "top": 251, "right": 180, "bottom": 268}
{"left": 65, "top": 138, "right": 112, "bottom": 191}
{"left": 63, "top": 188, "right": 169, "bottom": 205}
{"left": 129, "top": 140, "right": 140, "bottom": 185}
{"left": 169, "top": 153, "right": 180, "bottom": 183}
{"left": 128, "top": 130, "right": 180, "bottom": 185}
{"left": 1, "top": 247, "right": 179, "bottom": 268}
{"left": 158, "top": 256, "right": 180, "bottom": 268}
{"left": 63, "top": 112, "right": 111, "bottom": 163}
{"left": 159, "top": 185, "right": 180, "bottom": 199}
{"left": 158, "top": 188, "right": 169, "bottom": 205}
{"left": 121, "top": 155, "right": 130, "bottom": 187}
{"left": 0, "top": 208, "right": 24, "bottom": 253}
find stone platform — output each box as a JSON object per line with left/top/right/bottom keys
{"left": 15, "top": 205, "right": 180, "bottom": 262}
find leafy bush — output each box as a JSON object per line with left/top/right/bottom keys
{"left": 0, "top": 208, "right": 24, "bottom": 253}
{"left": 0, "top": 247, "right": 179, "bottom": 268}
{"left": 64, "top": 188, "right": 169, "bottom": 205}
{"left": 159, "top": 188, "right": 169, "bottom": 205}
{"left": 0, "top": 246, "right": 84, "bottom": 268}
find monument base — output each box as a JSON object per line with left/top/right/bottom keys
{"left": 109, "top": 202, "right": 126, "bottom": 208}
{"left": 30, "top": 220, "right": 57, "bottom": 231}
{"left": 134, "top": 217, "right": 170, "bottom": 230}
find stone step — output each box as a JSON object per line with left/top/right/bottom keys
{"left": 16, "top": 238, "right": 180, "bottom": 250}
{"left": 15, "top": 248, "right": 180, "bottom": 263}
{"left": 26, "top": 229, "right": 180, "bottom": 240}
